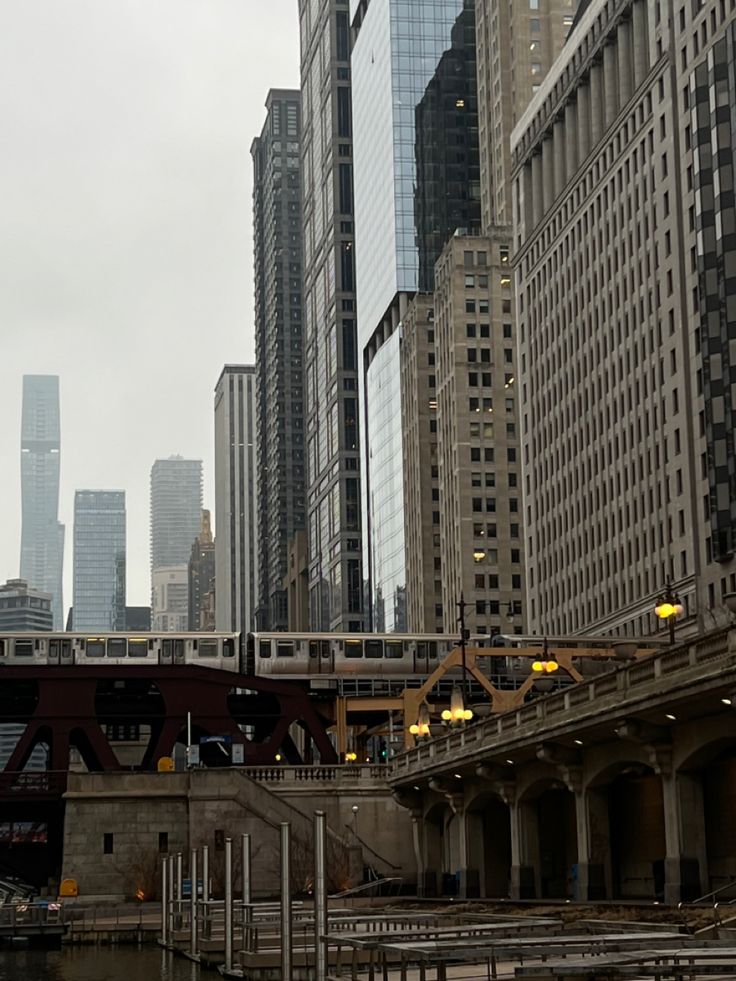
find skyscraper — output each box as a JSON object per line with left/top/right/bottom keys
{"left": 511, "top": 0, "right": 736, "bottom": 635}
{"left": 351, "top": 0, "right": 481, "bottom": 630}
{"left": 19, "top": 375, "right": 64, "bottom": 628}
{"left": 214, "top": 365, "right": 258, "bottom": 633}
{"left": 300, "top": 0, "right": 363, "bottom": 631}
{"left": 150, "top": 456, "right": 203, "bottom": 628}
{"left": 188, "top": 510, "right": 215, "bottom": 631}
{"left": 252, "top": 91, "right": 305, "bottom": 631}
{"left": 72, "top": 490, "right": 126, "bottom": 631}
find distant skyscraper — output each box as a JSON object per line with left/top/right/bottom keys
{"left": 188, "top": 510, "right": 216, "bottom": 631}
{"left": 214, "top": 365, "right": 258, "bottom": 633}
{"left": 72, "top": 490, "right": 126, "bottom": 631}
{"left": 150, "top": 456, "right": 202, "bottom": 628}
{"left": 152, "top": 566, "right": 189, "bottom": 633}
{"left": 19, "top": 375, "right": 64, "bottom": 628}
{"left": 351, "top": 0, "right": 480, "bottom": 630}
{"left": 252, "top": 91, "right": 305, "bottom": 631}
{"left": 299, "top": 0, "right": 364, "bottom": 631}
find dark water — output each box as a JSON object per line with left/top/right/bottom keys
{"left": 0, "top": 946, "right": 214, "bottom": 981}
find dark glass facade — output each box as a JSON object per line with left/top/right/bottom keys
{"left": 415, "top": 3, "right": 480, "bottom": 292}
{"left": 252, "top": 91, "right": 305, "bottom": 631}
{"left": 692, "top": 24, "right": 736, "bottom": 561}
{"left": 72, "top": 490, "right": 126, "bottom": 631}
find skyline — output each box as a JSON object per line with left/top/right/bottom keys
{"left": 0, "top": 1, "right": 300, "bottom": 608}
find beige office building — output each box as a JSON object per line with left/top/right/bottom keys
{"left": 477, "top": 0, "right": 577, "bottom": 228}
{"left": 511, "top": 0, "right": 736, "bottom": 636}
{"left": 402, "top": 234, "right": 525, "bottom": 637}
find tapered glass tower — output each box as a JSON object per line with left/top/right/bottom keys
{"left": 19, "top": 375, "right": 65, "bottom": 628}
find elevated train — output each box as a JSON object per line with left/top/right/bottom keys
{"left": 0, "top": 630, "right": 507, "bottom": 680}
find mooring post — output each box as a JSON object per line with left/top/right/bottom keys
{"left": 281, "top": 822, "right": 292, "bottom": 981}
{"left": 314, "top": 811, "right": 327, "bottom": 981}
{"left": 190, "top": 847, "right": 198, "bottom": 957}
{"left": 161, "top": 855, "right": 168, "bottom": 945}
{"left": 242, "top": 832, "right": 252, "bottom": 953}
{"left": 167, "top": 852, "right": 175, "bottom": 940}
{"left": 225, "top": 837, "right": 233, "bottom": 973}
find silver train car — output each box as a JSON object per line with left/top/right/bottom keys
{"left": 244, "top": 632, "right": 504, "bottom": 679}
{"left": 0, "top": 632, "right": 240, "bottom": 670}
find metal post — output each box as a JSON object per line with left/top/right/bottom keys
{"left": 458, "top": 593, "right": 468, "bottom": 702}
{"left": 242, "top": 832, "right": 252, "bottom": 953}
{"left": 161, "top": 856, "right": 168, "bottom": 945}
{"left": 187, "top": 710, "right": 192, "bottom": 768}
{"left": 190, "top": 848, "right": 198, "bottom": 957}
{"left": 167, "top": 852, "right": 175, "bottom": 940}
{"left": 176, "top": 852, "right": 183, "bottom": 932}
{"left": 225, "top": 837, "right": 233, "bottom": 974}
{"left": 281, "top": 822, "right": 292, "bottom": 981}
{"left": 314, "top": 811, "right": 327, "bottom": 981}
{"left": 669, "top": 614, "right": 675, "bottom": 645}
{"left": 202, "top": 845, "right": 209, "bottom": 903}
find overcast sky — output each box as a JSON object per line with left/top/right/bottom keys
{"left": 0, "top": 0, "right": 300, "bottom": 611}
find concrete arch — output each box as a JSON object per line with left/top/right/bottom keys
{"left": 465, "top": 790, "right": 512, "bottom": 898}
{"left": 584, "top": 742, "right": 654, "bottom": 790}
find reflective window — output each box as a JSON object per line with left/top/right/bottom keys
{"left": 198, "top": 639, "right": 218, "bottom": 658}
{"left": 14, "top": 640, "right": 33, "bottom": 657}
{"left": 128, "top": 640, "right": 148, "bottom": 657}
{"left": 345, "top": 640, "right": 363, "bottom": 658}
{"left": 86, "top": 639, "right": 105, "bottom": 658}
{"left": 365, "top": 639, "right": 383, "bottom": 658}
{"left": 276, "top": 642, "right": 294, "bottom": 658}
{"left": 107, "top": 639, "right": 127, "bottom": 657}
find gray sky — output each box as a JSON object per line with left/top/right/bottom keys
{"left": 0, "top": 0, "right": 299, "bottom": 611}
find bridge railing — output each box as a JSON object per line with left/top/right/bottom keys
{"left": 241, "top": 764, "right": 390, "bottom": 783}
{"left": 391, "top": 627, "right": 734, "bottom": 776}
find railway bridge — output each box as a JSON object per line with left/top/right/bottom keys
{"left": 389, "top": 627, "right": 736, "bottom": 906}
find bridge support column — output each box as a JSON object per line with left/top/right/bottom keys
{"left": 411, "top": 810, "right": 425, "bottom": 896}
{"left": 654, "top": 745, "right": 702, "bottom": 904}
{"left": 509, "top": 800, "right": 535, "bottom": 900}
{"left": 456, "top": 807, "right": 480, "bottom": 899}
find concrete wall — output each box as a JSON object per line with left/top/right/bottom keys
{"left": 61, "top": 767, "right": 414, "bottom": 900}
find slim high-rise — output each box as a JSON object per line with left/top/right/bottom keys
{"left": 300, "top": 0, "right": 363, "bottom": 631}
{"left": 188, "top": 510, "right": 215, "bottom": 631}
{"left": 19, "top": 375, "right": 64, "bottom": 628}
{"left": 252, "top": 91, "right": 305, "bottom": 631}
{"left": 351, "top": 0, "right": 481, "bottom": 630}
{"left": 214, "top": 365, "right": 258, "bottom": 633}
{"left": 72, "top": 490, "right": 126, "bottom": 631}
{"left": 150, "top": 456, "right": 202, "bottom": 628}
{"left": 511, "top": 0, "right": 736, "bottom": 635}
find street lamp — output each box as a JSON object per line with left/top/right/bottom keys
{"left": 654, "top": 583, "right": 684, "bottom": 644}
{"left": 409, "top": 702, "right": 431, "bottom": 739}
{"left": 457, "top": 593, "right": 470, "bottom": 701}
{"left": 441, "top": 685, "right": 473, "bottom": 726}
{"left": 531, "top": 638, "right": 559, "bottom": 682}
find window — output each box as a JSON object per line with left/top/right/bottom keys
{"left": 158, "top": 832, "right": 169, "bottom": 854}
{"left": 107, "top": 638, "right": 126, "bottom": 657}
{"left": 104, "top": 833, "right": 114, "bottom": 855}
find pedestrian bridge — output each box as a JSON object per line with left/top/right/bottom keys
{"left": 389, "top": 627, "right": 736, "bottom": 905}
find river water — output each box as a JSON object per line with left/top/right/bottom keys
{"left": 0, "top": 946, "right": 214, "bottom": 981}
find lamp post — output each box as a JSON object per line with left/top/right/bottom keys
{"left": 654, "top": 582, "right": 683, "bottom": 644}
{"left": 531, "top": 637, "right": 559, "bottom": 692}
{"left": 457, "top": 592, "right": 469, "bottom": 701}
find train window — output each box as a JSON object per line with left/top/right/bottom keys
{"left": 128, "top": 639, "right": 148, "bottom": 657}
{"left": 321, "top": 640, "right": 331, "bottom": 658}
{"left": 345, "top": 640, "right": 363, "bottom": 658}
{"left": 385, "top": 641, "right": 404, "bottom": 659}
{"left": 365, "top": 640, "right": 383, "bottom": 658}
{"left": 0, "top": 640, "right": 5, "bottom": 657}
{"left": 276, "top": 642, "right": 294, "bottom": 658}
{"left": 174, "top": 640, "right": 184, "bottom": 660}
{"left": 107, "top": 639, "right": 127, "bottom": 657}
{"left": 223, "top": 638, "right": 235, "bottom": 658}
{"left": 309, "top": 641, "right": 319, "bottom": 658}
{"left": 162, "top": 639, "right": 173, "bottom": 658}
{"left": 259, "top": 641, "right": 272, "bottom": 659}
{"left": 86, "top": 640, "right": 105, "bottom": 658}
{"left": 14, "top": 640, "right": 33, "bottom": 657}
{"left": 428, "top": 642, "right": 438, "bottom": 659}
{"left": 198, "top": 639, "right": 218, "bottom": 658}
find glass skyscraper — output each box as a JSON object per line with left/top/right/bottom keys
{"left": 72, "top": 490, "right": 126, "bottom": 631}
{"left": 351, "top": 0, "right": 480, "bottom": 630}
{"left": 19, "top": 375, "right": 65, "bottom": 628}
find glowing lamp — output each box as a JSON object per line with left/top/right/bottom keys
{"left": 409, "top": 724, "right": 420, "bottom": 735}
{"left": 462, "top": 709, "right": 473, "bottom": 721}
{"left": 441, "top": 709, "right": 452, "bottom": 721}
{"left": 655, "top": 601, "right": 676, "bottom": 619}
{"left": 532, "top": 660, "right": 544, "bottom": 672}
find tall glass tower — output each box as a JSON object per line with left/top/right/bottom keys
{"left": 19, "top": 375, "right": 65, "bottom": 629}
{"left": 72, "top": 490, "right": 126, "bottom": 631}
{"left": 351, "top": 0, "right": 480, "bottom": 630}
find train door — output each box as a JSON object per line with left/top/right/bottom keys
{"left": 414, "top": 640, "right": 439, "bottom": 674}
{"left": 161, "top": 639, "right": 173, "bottom": 664}
{"left": 48, "top": 639, "right": 73, "bottom": 665}
{"left": 307, "top": 639, "right": 335, "bottom": 675}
